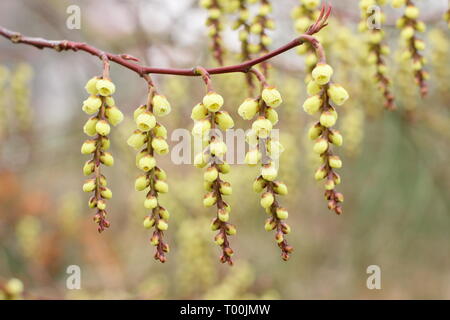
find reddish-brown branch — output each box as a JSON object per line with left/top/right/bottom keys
{"left": 0, "top": 4, "right": 331, "bottom": 78}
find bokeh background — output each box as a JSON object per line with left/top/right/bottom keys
{"left": 0, "top": 0, "right": 449, "bottom": 299}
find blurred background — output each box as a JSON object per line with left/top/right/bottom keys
{"left": 0, "top": 0, "right": 449, "bottom": 299}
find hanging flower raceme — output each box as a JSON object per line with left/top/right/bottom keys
{"left": 359, "top": 0, "right": 395, "bottom": 110}
{"left": 248, "top": 0, "right": 275, "bottom": 75}
{"left": 200, "top": 0, "right": 226, "bottom": 65}
{"left": 81, "top": 75, "right": 123, "bottom": 232}
{"left": 238, "top": 75, "right": 293, "bottom": 261}
{"left": 291, "top": 0, "right": 322, "bottom": 79}
{"left": 231, "top": 0, "right": 254, "bottom": 90}
{"left": 191, "top": 71, "right": 236, "bottom": 265}
{"left": 303, "top": 62, "right": 347, "bottom": 214}
{"left": 127, "top": 82, "right": 171, "bottom": 263}
{"left": 393, "top": 0, "right": 428, "bottom": 96}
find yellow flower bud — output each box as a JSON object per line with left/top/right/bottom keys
{"left": 312, "top": 63, "right": 334, "bottom": 85}
{"left": 260, "top": 191, "right": 274, "bottom": 209}
{"left": 396, "top": 17, "right": 406, "bottom": 28}
{"left": 203, "top": 91, "right": 224, "bottom": 112}
{"left": 105, "top": 106, "right": 124, "bottom": 126}
{"left": 96, "top": 79, "right": 116, "bottom": 96}
{"left": 153, "top": 123, "right": 167, "bottom": 139}
{"left": 83, "top": 117, "right": 98, "bottom": 137}
{"left": 306, "top": 53, "right": 318, "bottom": 67}
{"left": 266, "top": 19, "right": 275, "bottom": 29}
{"left": 276, "top": 207, "right": 289, "bottom": 220}
{"left": 314, "top": 166, "right": 327, "bottom": 181}
{"left": 154, "top": 167, "right": 167, "bottom": 181}
{"left": 5, "top": 278, "right": 24, "bottom": 296}
{"left": 250, "top": 23, "right": 262, "bottom": 34}
{"left": 215, "top": 233, "right": 225, "bottom": 245}
{"left": 219, "top": 181, "right": 232, "bottom": 195}
{"left": 192, "top": 119, "right": 212, "bottom": 137}
{"left": 297, "top": 44, "right": 308, "bottom": 55}
{"left": 307, "top": 80, "right": 322, "bottom": 96}
{"left": 143, "top": 216, "right": 155, "bottom": 229}
{"left": 151, "top": 137, "right": 169, "bottom": 155}
{"left": 210, "top": 140, "right": 227, "bottom": 157}
{"left": 261, "top": 162, "right": 278, "bottom": 181}
{"left": 210, "top": 218, "right": 220, "bottom": 231}
{"left": 391, "top": 0, "right": 406, "bottom": 8}
{"left": 415, "top": 21, "right": 426, "bottom": 32}
{"left": 405, "top": 5, "right": 419, "bottom": 19}
{"left": 226, "top": 224, "right": 237, "bottom": 235}
{"left": 215, "top": 111, "right": 234, "bottom": 130}
{"left": 95, "top": 120, "right": 111, "bottom": 136}
{"left": 253, "top": 176, "right": 267, "bottom": 193}
{"left": 154, "top": 179, "right": 169, "bottom": 193}
{"left": 96, "top": 199, "right": 106, "bottom": 210}
{"left": 159, "top": 207, "right": 170, "bottom": 220}
{"left": 320, "top": 110, "right": 337, "bottom": 128}
{"left": 324, "top": 179, "right": 335, "bottom": 190}
{"left": 295, "top": 17, "right": 310, "bottom": 33}
{"left": 200, "top": 0, "right": 212, "bottom": 8}
{"left": 194, "top": 152, "right": 209, "bottom": 168}
{"left": 152, "top": 95, "right": 171, "bottom": 117}
{"left": 265, "top": 107, "right": 278, "bottom": 125}
{"left": 82, "top": 179, "right": 96, "bottom": 192}
{"left": 136, "top": 111, "right": 156, "bottom": 132}
{"left": 218, "top": 208, "right": 229, "bottom": 222}
{"left": 134, "top": 105, "right": 147, "bottom": 120}
{"left": 329, "top": 129, "right": 343, "bottom": 146}
{"left": 157, "top": 219, "right": 169, "bottom": 231}
{"left": 82, "top": 96, "right": 102, "bottom": 115}
{"left": 204, "top": 180, "right": 213, "bottom": 192}
{"left": 245, "top": 149, "right": 261, "bottom": 166}
{"left": 238, "top": 98, "right": 259, "bottom": 120}
{"left": 414, "top": 39, "right": 425, "bottom": 51}
{"left": 329, "top": 155, "right": 342, "bottom": 168}
{"left": 308, "top": 122, "right": 323, "bottom": 140}
{"left": 83, "top": 160, "right": 95, "bottom": 176}
{"left": 100, "top": 187, "right": 112, "bottom": 199}
{"left": 273, "top": 181, "right": 288, "bottom": 195}
{"left": 313, "top": 138, "right": 329, "bottom": 154}
{"left": 150, "top": 234, "right": 160, "bottom": 246}
{"left": 267, "top": 140, "right": 285, "bottom": 159}
{"left": 88, "top": 196, "right": 97, "bottom": 208}
{"left": 302, "top": 95, "right": 323, "bottom": 115}
{"left": 100, "top": 152, "right": 114, "bottom": 166}
{"left": 261, "top": 35, "right": 272, "bottom": 46}
{"left": 252, "top": 116, "right": 273, "bottom": 138}
{"left": 239, "top": 29, "right": 249, "bottom": 41}
{"left": 218, "top": 162, "right": 230, "bottom": 174}
{"left": 401, "top": 26, "right": 414, "bottom": 40}
{"left": 138, "top": 154, "right": 156, "bottom": 172}
{"left": 135, "top": 175, "right": 150, "bottom": 191}
{"left": 265, "top": 218, "right": 276, "bottom": 231}
{"left": 144, "top": 195, "right": 158, "bottom": 209}
{"left": 327, "top": 84, "right": 349, "bottom": 106}
{"left": 191, "top": 103, "right": 209, "bottom": 121}
{"left": 81, "top": 140, "right": 97, "bottom": 154}
{"left": 204, "top": 166, "right": 219, "bottom": 182}
{"left": 262, "top": 87, "right": 283, "bottom": 108}
{"left": 99, "top": 175, "right": 107, "bottom": 186}
{"left": 105, "top": 96, "right": 115, "bottom": 107}
{"left": 303, "top": 0, "right": 320, "bottom": 10}
{"left": 203, "top": 192, "right": 217, "bottom": 207}
{"left": 248, "top": 43, "right": 261, "bottom": 54}
{"left": 127, "top": 130, "right": 147, "bottom": 150}
{"left": 85, "top": 77, "right": 100, "bottom": 95}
